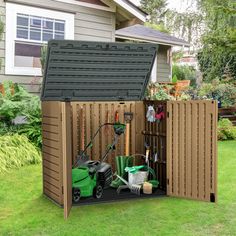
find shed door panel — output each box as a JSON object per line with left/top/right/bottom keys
{"left": 42, "top": 101, "right": 63, "bottom": 205}
{"left": 61, "top": 102, "right": 72, "bottom": 219}
{"left": 166, "top": 101, "right": 217, "bottom": 202}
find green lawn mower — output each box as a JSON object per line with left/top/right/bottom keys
{"left": 72, "top": 123, "right": 125, "bottom": 203}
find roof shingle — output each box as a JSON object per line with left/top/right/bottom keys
{"left": 116, "top": 24, "right": 190, "bottom": 47}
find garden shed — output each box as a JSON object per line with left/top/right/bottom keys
{"left": 41, "top": 40, "right": 218, "bottom": 219}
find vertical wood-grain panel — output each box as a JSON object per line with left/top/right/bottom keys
{"left": 179, "top": 102, "right": 185, "bottom": 197}
{"left": 42, "top": 101, "right": 63, "bottom": 205}
{"left": 198, "top": 101, "right": 205, "bottom": 200}
{"left": 61, "top": 102, "right": 72, "bottom": 219}
{"left": 191, "top": 102, "right": 198, "bottom": 198}
{"left": 167, "top": 100, "right": 217, "bottom": 202}
{"left": 166, "top": 102, "right": 173, "bottom": 195}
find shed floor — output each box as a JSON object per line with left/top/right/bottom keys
{"left": 73, "top": 188, "right": 166, "bottom": 206}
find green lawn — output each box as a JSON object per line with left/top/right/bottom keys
{"left": 0, "top": 141, "right": 236, "bottom": 236}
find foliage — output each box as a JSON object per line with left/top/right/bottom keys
{"left": 172, "top": 51, "right": 184, "bottom": 63}
{"left": 178, "top": 92, "right": 192, "bottom": 101}
{"left": 140, "top": 0, "right": 168, "bottom": 24}
{"left": 144, "top": 22, "right": 169, "bottom": 33}
{"left": 172, "top": 75, "right": 178, "bottom": 83}
{"left": 197, "top": 0, "right": 236, "bottom": 82}
{"left": 0, "top": 82, "right": 31, "bottom": 121}
{"left": 0, "top": 123, "right": 23, "bottom": 135}
{"left": 165, "top": 9, "right": 204, "bottom": 51}
{"left": 197, "top": 79, "right": 236, "bottom": 107}
{"left": 18, "top": 99, "right": 42, "bottom": 149}
{"left": 0, "top": 134, "right": 41, "bottom": 173}
{"left": 218, "top": 119, "right": 236, "bottom": 140}
{"left": 198, "top": 47, "right": 236, "bottom": 82}
{"left": 0, "top": 81, "right": 42, "bottom": 149}
{"left": 172, "top": 64, "right": 197, "bottom": 86}
{"left": 147, "top": 83, "right": 175, "bottom": 100}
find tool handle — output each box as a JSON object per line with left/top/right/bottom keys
{"left": 125, "top": 123, "right": 130, "bottom": 156}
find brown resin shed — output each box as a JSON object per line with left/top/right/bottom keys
{"left": 41, "top": 40, "right": 217, "bottom": 218}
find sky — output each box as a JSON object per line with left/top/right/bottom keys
{"left": 131, "top": 0, "right": 197, "bottom": 13}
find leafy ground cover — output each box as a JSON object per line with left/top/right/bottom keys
{"left": 0, "top": 141, "right": 235, "bottom": 236}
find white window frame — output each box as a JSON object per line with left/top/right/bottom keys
{"left": 5, "top": 3, "right": 74, "bottom": 76}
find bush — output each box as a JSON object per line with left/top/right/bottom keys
{"left": 0, "top": 82, "right": 42, "bottom": 149}
{"left": 218, "top": 119, "right": 236, "bottom": 141}
{"left": 146, "top": 83, "right": 175, "bottom": 100}
{"left": 172, "top": 64, "right": 197, "bottom": 86}
{"left": 198, "top": 79, "right": 236, "bottom": 107}
{"left": 0, "top": 134, "right": 41, "bottom": 173}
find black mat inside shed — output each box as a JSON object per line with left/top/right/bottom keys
{"left": 73, "top": 188, "right": 166, "bottom": 206}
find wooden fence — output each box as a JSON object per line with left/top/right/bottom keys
{"left": 166, "top": 100, "right": 218, "bottom": 202}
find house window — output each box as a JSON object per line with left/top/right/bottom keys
{"left": 5, "top": 3, "right": 74, "bottom": 76}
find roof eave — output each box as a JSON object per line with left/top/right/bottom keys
{"left": 115, "top": 34, "right": 190, "bottom": 47}
{"left": 113, "top": 0, "right": 147, "bottom": 22}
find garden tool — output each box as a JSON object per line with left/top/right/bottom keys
{"left": 124, "top": 112, "right": 133, "bottom": 156}
{"left": 73, "top": 123, "right": 125, "bottom": 168}
{"left": 80, "top": 106, "right": 85, "bottom": 151}
{"left": 111, "top": 112, "right": 134, "bottom": 188}
{"left": 110, "top": 156, "right": 133, "bottom": 188}
{"left": 115, "top": 174, "right": 141, "bottom": 195}
{"left": 145, "top": 141, "right": 150, "bottom": 163}
{"left": 154, "top": 153, "right": 158, "bottom": 163}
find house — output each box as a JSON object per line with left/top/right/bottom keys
{"left": 176, "top": 54, "right": 199, "bottom": 70}
{"left": 0, "top": 0, "right": 189, "bottom": 94}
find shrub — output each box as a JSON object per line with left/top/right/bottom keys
{"left": 0, "top": 82, "right": 42, "bottom": 149}
{"left": 218, "top": 119, "right": 236, "bottom": 141}
{"left": 172, "top": 74, "right": 178, "bottom": 83}
{"left": 0, "top": 134, "right": 41, "bottom": 173}
{"left": 146, "top": 83, "right": 175, "bottom": 100}
{"left": 172, "top": 64, "right": 197, "bottom": 87}
{"left": 0, "top": 82, "right": 33, "bottom": 122}
{"left": 198, "top": 79, "right": 236, "bottom": 107}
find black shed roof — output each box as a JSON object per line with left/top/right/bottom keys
{"left": 116, "top": 24, "right": 190, "bottom": 47}
{"left": 41, "top": 40, "right": 157, "bottom": 101}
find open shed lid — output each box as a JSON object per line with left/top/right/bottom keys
{"left": 41, "top": 40, "right": 157, "bottom": 101}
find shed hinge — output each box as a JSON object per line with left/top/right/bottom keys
{"left": 62, "top": 186, "right": 64, "bottom": 195}
{"left": 167, "top": 112, "right": 169, "bottom": 118}
{"left": 60, "top": 112, "right": 62, "bottom": 121}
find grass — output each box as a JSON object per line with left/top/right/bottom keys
{"left": 0, "top": 141, "right": 236, "bottom": 236}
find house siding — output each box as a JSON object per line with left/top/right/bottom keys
{"left": 0, "top": 0, "right": 115, "bottom": 94}
{"left": 156, "top": 45, "right": 172, "bottom": 82}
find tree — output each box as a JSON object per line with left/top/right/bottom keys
{"left": 165, "top": 10, "right": 204, "bottom": 52}
{"left": 140, "top": 0, "right": 168, "bottom": 24}
{"left": 197, "top": 0, "right": 236, "bottom": 82}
